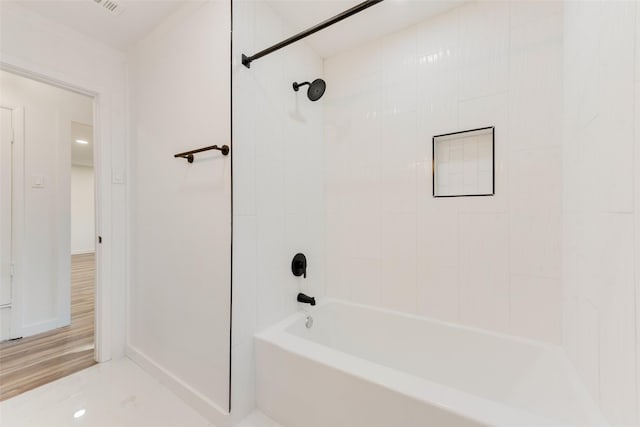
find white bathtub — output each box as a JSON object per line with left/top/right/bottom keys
{"left": 255, "top": 299, "right": 608, "bottom": 427}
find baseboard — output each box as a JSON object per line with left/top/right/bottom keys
{"left": 71, "top": 249, "right": 96, "bottom": 255}
{"left": 126, "top": 345, "right": 231, "bottom": 427}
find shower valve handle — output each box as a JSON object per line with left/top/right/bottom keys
{"left": 292, "top": 253, "right": 307, "bottom": 278}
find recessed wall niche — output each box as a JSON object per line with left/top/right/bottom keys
{"left": 432, "top": 127, "right": 494, "bottom": 197}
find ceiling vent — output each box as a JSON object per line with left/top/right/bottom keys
{"left": 92, "top": 0, "right": 125, "bottom": 16}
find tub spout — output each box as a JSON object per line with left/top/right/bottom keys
{"left": 297, "top": 293, "right": 316, "bottom": 306}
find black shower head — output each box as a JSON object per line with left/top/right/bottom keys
{"left": 293, "top": 78, "right": 326, "bottom": 101}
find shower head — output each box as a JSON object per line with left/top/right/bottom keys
{"left": 293, "top": 78, "right": 326, "bottom": 101}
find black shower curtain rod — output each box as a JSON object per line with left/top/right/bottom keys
{"left": 241, "top": 0, "right": 384, "bottom": 68}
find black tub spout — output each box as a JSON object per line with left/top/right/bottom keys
{"left": 297, "top": 293, "right": 316, "bottom": 306}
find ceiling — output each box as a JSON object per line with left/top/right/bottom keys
{"left": 71, "top": 122, "right": 94, "bottom": 167}
{"left": 264, "top": 0, "right": 465, "bottom": 58}
{"left": 14, "top": 0, "right": 466, "bottom": 57}
{"left": 12, "top": 0, "right": 185, "bottom": 51}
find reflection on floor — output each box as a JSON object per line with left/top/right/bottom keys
{"left": 0, "top": 253, "right": 96, "bottom": 400}
{"left": 0, "top": 252, "right": 283, "bottom": 426}
{"left": 236, "top": 411, "right": 283, "bottom": 427}
{"left": 0, "top": 358, "right": 214, "bottom": 427}
{"left": 0, "top": 357, "right": 281, "bottom": 427}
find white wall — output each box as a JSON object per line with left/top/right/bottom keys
{"left": 562, "top": 2, "right": 639, "bottom": 426}
{"left": 637, "top": 4, "right": 640, "bottom": 421}
{"left": 0, "top": 2, "right": 128, "bottom": 360}
{"left": 0, "top": 70, "right": 92, "bottom": 338}
{"left": 0, "top": 107, "right": 12, "bottom": 341}
{"left": 127, "top": 1, "right": 231, "bottom": 423}
{"left": 232, "top": 0, "right": 325, "bottom": 421}
{"left": 324, "top": 1, "right": 564, "bottom": 344}
{"left": 71, "top": 165, "right": 95, "bottom": 254}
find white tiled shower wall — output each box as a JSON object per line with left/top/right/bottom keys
{"left": 324, "top": 1, "right": 564, "bottom": 343}
{"left": 231, "top": 0, "right": 324, "bottom": 421}
{"left": 563, "top": 1, "right": 639, "bottom": 426}
{"left": 230, "top": 1, "right": 638, "bottom": 426}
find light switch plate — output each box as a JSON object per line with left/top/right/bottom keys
{"left": 32, "top": 175, "right": 45, "bottom": 188}
{"left": 112, "top": 168, "right": 125, "bottom": 184}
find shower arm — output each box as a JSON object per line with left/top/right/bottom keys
{"left": 292, "top": 81, "right": 310, "bottom": 91}
{"left": 241, "top": 0, "right": 384, "bottom": 68}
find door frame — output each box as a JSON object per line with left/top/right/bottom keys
{"left": 0, "top": 63, "right": 110, "bottom": 362}
{"left": 0, "top": 105, "right": 23, "bottom": 340}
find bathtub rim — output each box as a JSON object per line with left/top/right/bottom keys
{"left": 280, "top": 298, "right": 560, "bottom": 349}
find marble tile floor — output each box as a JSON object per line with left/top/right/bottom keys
{"left": 235, "top": 411, "right": 283, "bottom": 427}
{"left": 0, "top": 358, "right": 281, "bottom": 427}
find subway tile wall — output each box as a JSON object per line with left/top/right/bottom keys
{"left": 324, "top": 1, "right": 564, "bottom": 344}
{"left": 231, "top": 0, "right": 325, "bottom": 422}
{"left": 231, "top": 1, "right": 638, "bottom": 425}
{"left": 563, "top": 1, "right": 639, "bottom": 426}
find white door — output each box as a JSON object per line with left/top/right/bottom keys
{"left": 0, "top": 107, "right": 13, "bottom": 341}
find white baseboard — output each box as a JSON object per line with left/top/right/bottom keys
{"left": 71, "top": 249, "right": 96, "bottom": 255}
{"left": 126, "top": 345, "right": 230, "bottom": 427}
{"left": 0, "top": 306, "right": 11, "bottom": 342}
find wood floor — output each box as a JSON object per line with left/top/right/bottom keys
{"left": 0, "top": 253, "right": 96, "bottom": 401}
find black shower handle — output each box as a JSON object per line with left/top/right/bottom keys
{"left": 292, "top": 253, "right": 307, "bottom": 278}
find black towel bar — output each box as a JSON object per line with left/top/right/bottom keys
{"left": 174, "top": 145, "right": 230, "bottom": 163}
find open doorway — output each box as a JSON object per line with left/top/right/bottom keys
{"left": 0, "top": 70, "right": 97, "bottom": 400}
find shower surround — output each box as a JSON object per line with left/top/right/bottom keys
{"left": 563, "top": 1, "right": 640, "bottom": 426}
{"left": 231, "top": 0, "right": 326, "bottom": 422}
{"left": 324, "top": 1, "right": 563, "bottom": 343}
{"left": 233, "top": 0, "right": 639, "bottom": 426}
